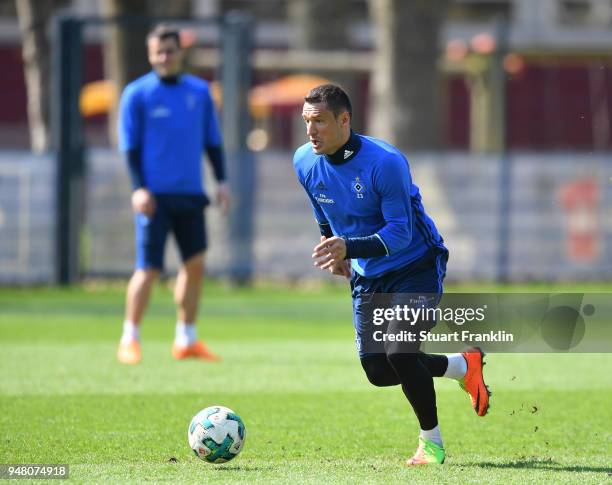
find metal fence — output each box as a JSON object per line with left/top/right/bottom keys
{"left": 1, "top": 149, "right": 609, "bottom": 284}
{"left": 0, "top": 152, "right": 56, "bottom": 284}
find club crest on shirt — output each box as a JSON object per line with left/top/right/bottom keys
{"left": 351, "top": 177, "right": 366, "bottom": 199}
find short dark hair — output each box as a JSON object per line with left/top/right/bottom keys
{"left": 304, "top": 84, "right": 352, "bottom": 118}
{"left": 147, "top": 24, "right": 181, "bottom": 47}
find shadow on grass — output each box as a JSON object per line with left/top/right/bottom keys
{"left": 211, "top": 465, "right": 268, "bottom": 472}
{"left": 459, "top": 459, "right": 612, "bottom": 474}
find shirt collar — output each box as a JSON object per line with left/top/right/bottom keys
{"left": 157, "top": 72, "right": 181, "bottom": 84}
{"left": 324, "top": 130, "right": 362, "bottom": 165}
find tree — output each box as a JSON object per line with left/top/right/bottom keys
{"left": 101, "top": 0, "right": 192, "bottom": 144}
{"left": 367, "top": 0, "right": 449, "bottom": 151}
{"left": 15, "top": 0, "right": 62, "bottom": 153}
{"left": 286, "top": 0, "right": 360, "bottom": 128}
{"left": 101, "top": 0, "right": 150, "bottom": 95}
{"left": 287, "top": 0, "right": 350, "bottom": 53}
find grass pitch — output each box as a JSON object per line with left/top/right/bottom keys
{"left": 1, "top": 283, "right": 611, "bottom": 484}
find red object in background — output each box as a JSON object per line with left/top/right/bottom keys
{"left": 0, "top": 46, "right": 27, "bottom": 123}
{"left": 447, "top": 76, "right": 470, "bottom": 148}
{"left": 447, "top": 62, "right": 612, "bottom": 150}
{"left": 1, "top": 43, "right": 611, "bottom": 150}
{"left": 558, "top": 178, "right": 600, "bottom": 263}
{"left": 507, "top": 64, "right": 602, "bottom": 150}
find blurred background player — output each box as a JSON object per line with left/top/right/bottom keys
{"left": 116, "top": 25, "right": 230, "bottom": 365}
{"left": 293, "top": 84, "right": 490, "bottom": 465}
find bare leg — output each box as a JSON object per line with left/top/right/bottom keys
{"left": 174, "top": 252, "right": 204, "bottom": 324}
{"left": 171, "top": 252, "right": 220, "bottom": 360}
{"left": 118, "top": 268, "right": 158, "bottom": 364}
{"left": 125, "top": 269, "right": 159, "bottom": 324}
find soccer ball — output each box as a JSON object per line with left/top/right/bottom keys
{"left": 188, "top": 406, "right": 246, "bottom": 463}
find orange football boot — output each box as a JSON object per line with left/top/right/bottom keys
{"left": 117, "top": 340, "right": 141, "bottom": 365}
{"left": 459, "top": 347, "right": 491, "bottom": 416}
{"left": 172, "top": 340, "right": 221, "bottom": 361}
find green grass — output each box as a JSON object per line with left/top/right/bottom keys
{"left": 1, "top": 283, "right": 611, "bottom": 484}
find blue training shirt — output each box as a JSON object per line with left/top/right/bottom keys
{"left": 293, "top": 133, "right": 446, "bottom": 278}
{"left": 118, "top": 71, "right": 222, "bottom": 194}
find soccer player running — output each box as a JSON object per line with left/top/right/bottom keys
{"left": 293, "top": 84, "right": 490, "bottom": 465}
{"left": 116, "top": 25, "right": 230, "bottom": 365}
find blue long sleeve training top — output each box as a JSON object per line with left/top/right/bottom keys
{"left": 293, "top": 132, "right": 446, "bottom": 278}
{"left": 118, "top": 71, "right": 224, "bottom": 195}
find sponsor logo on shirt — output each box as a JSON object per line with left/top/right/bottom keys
{"left": 344, "top": 150, "right": 353, "bottom": 159}
{"left": 315, "top": 193, "right": 335, "bottom": 204}
{"left": 315, "top": 181, "right": 326, "bottom": 190}
{"left": 150, "top": 105, "right": 171, "bottom": 118}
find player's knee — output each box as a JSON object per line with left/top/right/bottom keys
{"left": 183, "top": 254, "right": 205, "bottom": 278}
{"left": 134, "top": 268, "right": 159, "bottom": 285}
{"left": 360, "top": 355, "right": 399, "bottom": 387}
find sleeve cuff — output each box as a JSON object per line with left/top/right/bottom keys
{"left": 319, "top": 223, "right": 334, "bottom": 238}
{"left": 344, "top": 234, "right": 388, "bottom": 259}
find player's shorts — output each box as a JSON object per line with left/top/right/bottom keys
{"left": 134, "top": 193, "right": 209, "bottom": 271}
{"left": 350, "top": 247, "right": 448, "bottom": 357}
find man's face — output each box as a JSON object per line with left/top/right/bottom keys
{"left": 302, "top": 102, "right": 350, "bottom": 155}
{"left": 148, "top": 36, "right": 182, "bottom": 77}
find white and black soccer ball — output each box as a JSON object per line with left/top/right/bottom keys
{"left": 188, "top": 406, "right": 246, "bottom": 463}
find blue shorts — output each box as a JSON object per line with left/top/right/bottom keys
{"left": 350, "top": 247, "right": 448, "bottom": 357}
{"left": 135, "top": 194, "right": 209, "bottom": 270}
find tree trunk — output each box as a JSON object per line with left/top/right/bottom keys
{"left": 288, "top": 0, "right": 350, "bottom": 52}
{"left": 102, "top": 0, "right": 193, "bottom": 93}
{"left": 149, "top": 0, "right": 192, "bottom": 18}
{"left": 287, "top": 0, "right": 361, "bottom": 130}
{"left": 101, "top": 0, "right": 192, "bottom": 145}
{"left": 101, "top": 0, "right": 150, "bottom": 146}
{"left": 15, "top": 0, "right": 57, "bottom": 153}
{"left": 101, "top": 0, "right": 158, "bottom": 91}
{"left": 367, "top": 0, "right": 449, "bottom": 151}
